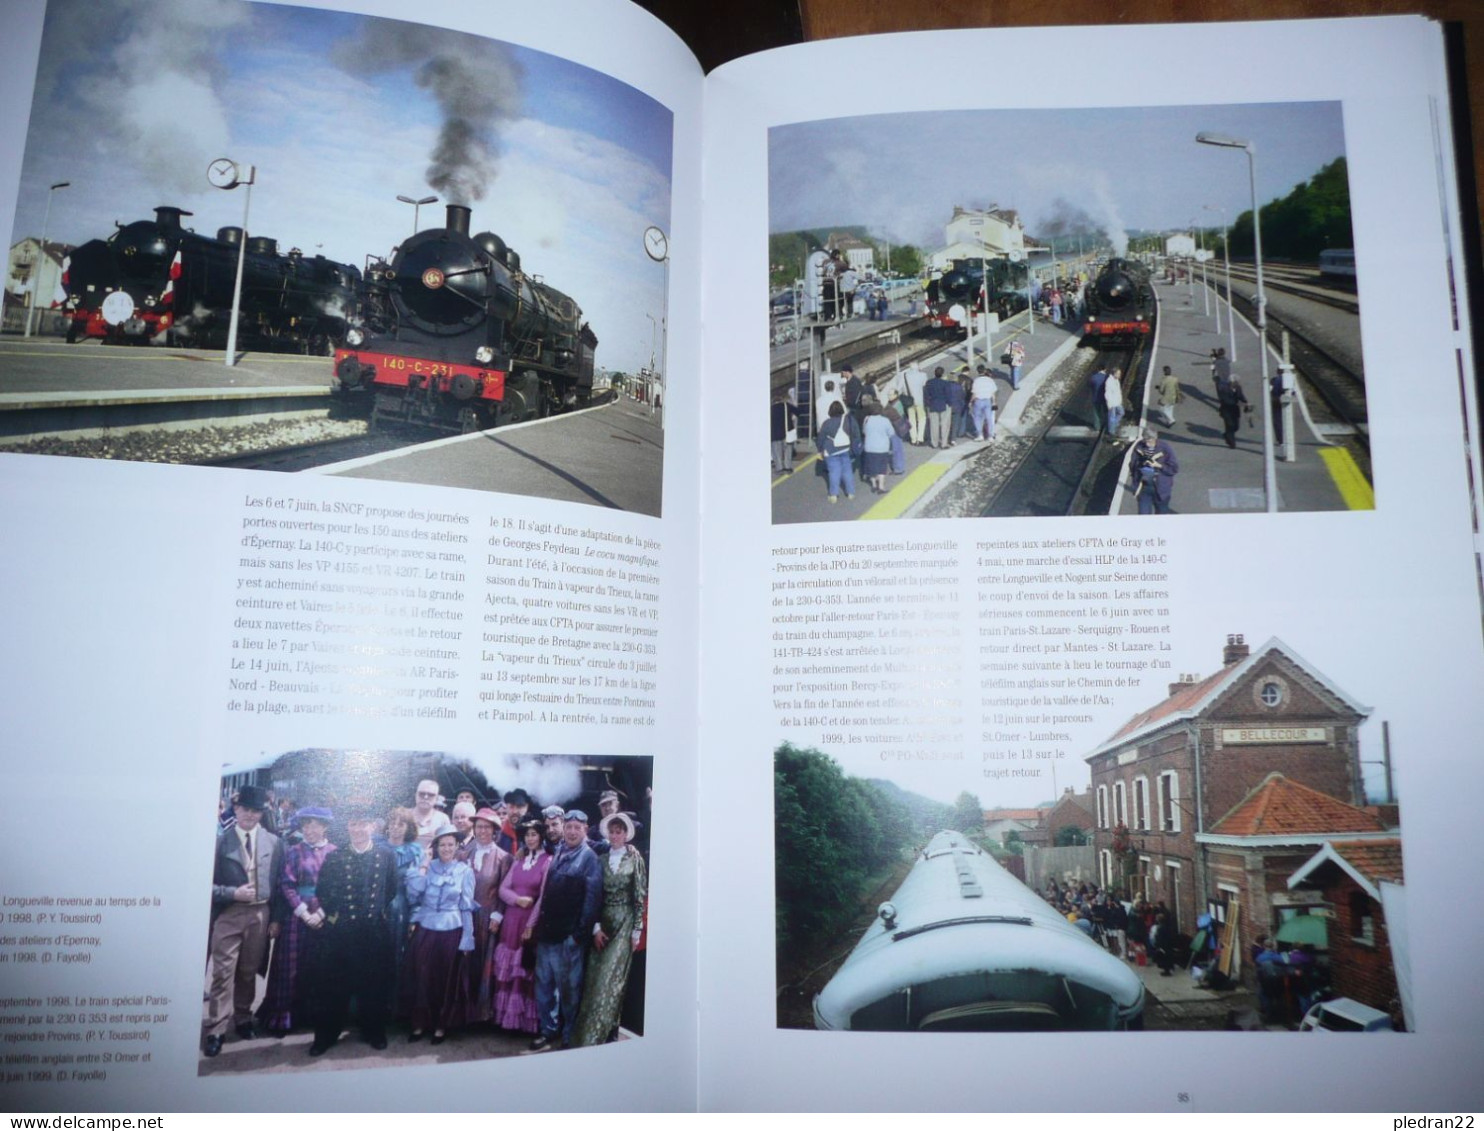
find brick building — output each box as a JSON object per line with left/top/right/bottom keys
{"left": 1287, "top": 838, "right": 1407, "bottom": 1022}
{"left": 1198, "top": 774, "right": 1393, "bottom": 982}
{"left": 1086, "top": 633, "right": 1371, "bottom": 937}
{"left": 1044, "top": 786, "right": 1095, "bottom": 845}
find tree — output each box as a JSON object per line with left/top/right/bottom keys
{"left": 883, "top": 243, "right": 923, "bottom": 278}
{"left": 950, "top": 790, "right": 984, "bottom": 835}
{"left": 1003, "top": 830, "right": 1025, "bottom": 856}
{"left": 1054, "top": 825, "right": 1090, "bottom": 847}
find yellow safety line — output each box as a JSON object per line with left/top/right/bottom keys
{"left": 1319, "top": 447, "right": 1375, "bottom": 510}
{"left": 862, "top": 461, "right": 949, "bottom": 520}
{"left": 773, "top": 452, "right": 819, "bottom": 486}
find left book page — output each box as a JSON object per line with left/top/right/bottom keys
{"left": 0, "top": 0, "right": 703, "bottom": 1112}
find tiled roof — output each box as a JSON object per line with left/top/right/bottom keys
{"left": 1088, "top": 637, "right": 1370, "bottom": 760}
{"left": 1104, "top": 668, "right": 1228, "bottom": 745}
{"left": 1329, "top": 839, "right": 1405, "bottom": 885}
{"left": 1211, "top": 774, "right": 1385, "bottom": 837}
{"left": 982, "top": 808, "right": 1043, "bottom": 823}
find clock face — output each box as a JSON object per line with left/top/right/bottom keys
{"left": 207, "top": 159, "right": 239, "bottom": 189}
{"left": 644, "top": 225, "right": 668, "bottom": 262}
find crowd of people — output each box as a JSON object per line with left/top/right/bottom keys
{"left": 1042, "top": 877, "right": 1337, "bottom": 1026}
{"left": 205, "top": 779, "right": 650, "bottom": 1062}
{"left": 1042, "top": 878, "right": 1193, "bottom": 978}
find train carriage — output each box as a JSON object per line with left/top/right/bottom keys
{"left": 813, "top": 831, "right": 1144, "bottom": 1031}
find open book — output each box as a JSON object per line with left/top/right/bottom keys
{"left": 2, "top": 0, "right": 1482, "bottom": 1112}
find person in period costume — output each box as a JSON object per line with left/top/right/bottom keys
{"left": 530, "top": 810, "right": 603, "bottom": 1051}
{"left": 486, "top": 820, "right": 552, "bottom": 1033}
{"left": 499, "top": 788, "right": 534, "bottom": 853}
{"left": 257, "top": 807, "right": 336, "bottom": 1036}
{"left": 461, "top": 807, "right": 513, "bottom": 1022}
{"left": 204, "top": 785, "right": 283, "bottom": 1058}
{"left": 403, "top": 825, "right": 475, "bottom": 1043}
{"left": 574, "top": 813, "right": 648, "bottom": 1046}
{"left": 382, "top": 806, "right": 424, "bottom": 1016}
{"left": 309, "top": 808, "right": 401, "bottom": 1055}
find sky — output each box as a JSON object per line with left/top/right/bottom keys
{"left": 770, "top": 102, "right": 1346, "bottom": 252}
{"left": 9, "top": 0, "right": 673, "bottom": 375}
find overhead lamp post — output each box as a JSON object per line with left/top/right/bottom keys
{"left": 397, "top": 194, "right": 437, "bottom": 237}
{"left": 1197, "top": 131, "right": 1275, "bottom": 513}
{"left": 1205, "top": 203, "right": 1235, "bottom": 358}
{"left": 24, "top": 181, "right": 69, "bottom": 338}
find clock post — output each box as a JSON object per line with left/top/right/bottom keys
{"left": 208, "top": 158, "right": 256, "bottom": 368}
{"left": 643, "top": 226, "right": 668, "bottom": 426}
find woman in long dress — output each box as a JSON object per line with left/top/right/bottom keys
{"left": 574, "top": 813, "right": 647, "bottom": 1046}
{"left": 462, "top": 807, "right": 512, "bottom": 1023}
{"left": 486, "top": 820, "right": 550, "bottom": 1032}
{"left": 257, "top": 807, "right": 336, "bottom": 1036}
{"left": 402, "top": 826, "right": 475, "bottom": 1044}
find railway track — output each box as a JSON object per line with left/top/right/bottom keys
{"left": 1207, "top": 275, "right": 1371, "bottom": 480}
{"left": 978, "top": 339, "right": 1147, "bottom": 517}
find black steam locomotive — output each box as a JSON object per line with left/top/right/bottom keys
{"left": 929, "top": 256, "right": 1029, "bottom": 330}
{"left": 63, "top": 206, "right": 362, "bottom": 352}
{"left": 1082, "top": 257, "right": 1154, "bottom": 345}
{"left": 333, "top": 204, "right": 599, "bottom": 433}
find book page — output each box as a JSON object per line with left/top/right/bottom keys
{"left": 0, "top": 0, "right": 703, "bottom": 1112}
{"left": 699, "top": 16, "right": 1484, "bottom": 1111}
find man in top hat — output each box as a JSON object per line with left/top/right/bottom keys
{"left": 204, "top": 784, "right": 283, "bottom": 1057}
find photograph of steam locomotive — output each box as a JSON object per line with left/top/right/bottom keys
{"left": 204, "top": 749, "right": 653, "bottom": 1074}
{"left": 2, "top": 0, "right": 671, "bottom": 508}
{"left": 767, "top": 102, "right": 1368, "bottom": 523}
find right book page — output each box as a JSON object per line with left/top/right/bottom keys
{"left": 698, "top": 15, "right": 1484, "bottom": 1111}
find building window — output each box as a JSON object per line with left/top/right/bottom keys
{"left": 1350, "top": 891, "right": 1376, "bottom": 946}
{"left": 1096, "top": 785, "right": 1108, "bottom": 829}
{"left": 1158, "top": 771, "right": 1181, "bottom": 833}
{"left": 1134, "top": 776, "right": 1151, "bottom": 831}
{"left": 1114, "top": 781, "right": 1128, "bottom": 827}
{"left": 1099, "top": 849, "right": 1112, "bottom": 888}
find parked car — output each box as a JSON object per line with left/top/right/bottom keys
{"left": 1299, "top": 998, "right": 1394, "bottom": 1032}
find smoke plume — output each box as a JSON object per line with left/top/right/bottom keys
{"left": 44, "top": 0, "right": 244, "bottom": 195}
{"left": 333, "top": 24, "right": 523, "bottom": 204}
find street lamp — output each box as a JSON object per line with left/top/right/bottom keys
{"left": 24, "top": 181, "right": 69, "bottom": 338}
{"left": 1197, "top": 131, "right": 1275, "bottom": 513}
{"left": 397, "top": 194, "right": 437, "bottom": 237}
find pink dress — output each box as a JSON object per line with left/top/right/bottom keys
{"left": 485, "top": 850, "right": 550, "bottom": 1031}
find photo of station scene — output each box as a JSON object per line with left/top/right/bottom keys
{"left": 768, "top": 104, "right": 1367, "bottom": 524}
{"left": 775, "top": 634, "right": 1406, "bottom": 1033}
{"left": 202, "top": 750, "right": 652, "bottom": 1073}
{"left": 3, "top": 0, "right": 670, "bottom": 516}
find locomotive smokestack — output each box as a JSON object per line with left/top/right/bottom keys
{"left": 446, "top": 204, "right": 471, "bottom": 237}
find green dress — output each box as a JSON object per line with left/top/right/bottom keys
{"left": 574, "top": 845, "right": 647, "bottom": 1046}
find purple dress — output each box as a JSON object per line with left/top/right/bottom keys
{"left": 257, "top": 839, "right": 336, "bottom": 1032}
{"left": 486, "top": 850, "right": 550, "bottom": 1032}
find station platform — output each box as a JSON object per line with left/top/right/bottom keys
{"left": 1112, "top": 277, "right": 1372, "bottom": 516}
{"left": 770, "top": 309, "right": 1083, "bottom": 524}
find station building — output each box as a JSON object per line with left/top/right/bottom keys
{"left": 1085, "top": 634, "right": 1385, "bottom": 955}
{"left": 928, "top": 206, "right": 1027, "bottom": 270}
